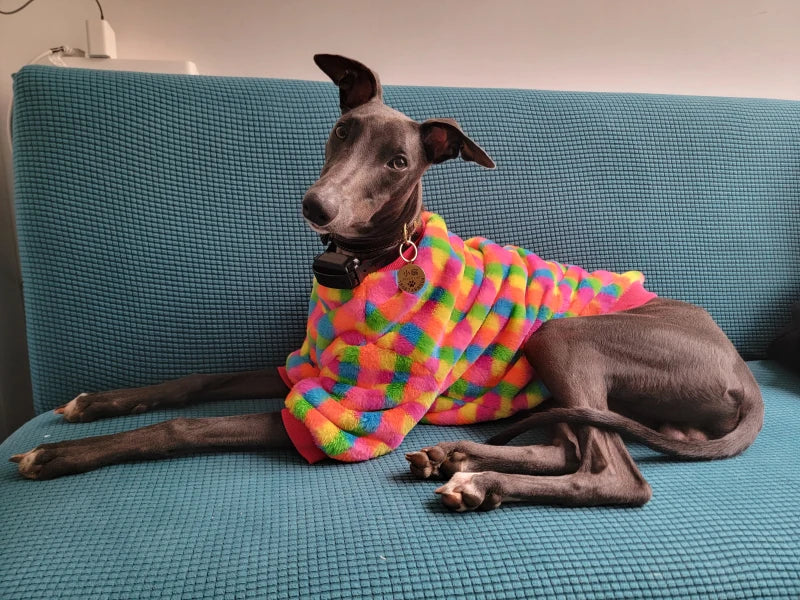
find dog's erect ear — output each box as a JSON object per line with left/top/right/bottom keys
{"left": 420, "top": 119, "right": 496, "bottom": 169}
{"left": 313, "top": 54, "right": 383, "bottom": 113}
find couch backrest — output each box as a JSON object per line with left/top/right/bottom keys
{"left": 13, "top": 66, "right": 800, "bottom": 413}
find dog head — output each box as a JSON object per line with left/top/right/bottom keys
{"left": 302, "top": 54, "right": 494, "bottom": 253}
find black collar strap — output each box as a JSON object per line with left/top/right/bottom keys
{"left": 312, "top": 219, "right": 423, "bottom": 290}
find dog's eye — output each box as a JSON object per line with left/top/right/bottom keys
{"left": 334, "top": 124, "right": 348, "bottom": 140}
{"left": 388, "top": 156, "right": 408, "bottom": 170}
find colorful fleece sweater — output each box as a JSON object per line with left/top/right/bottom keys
{"left": 280, "top": 212, "right": 656, "bottom": 463}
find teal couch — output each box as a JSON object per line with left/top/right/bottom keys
{"left": 1, "top": 65, "right": 799, "bottom": 599}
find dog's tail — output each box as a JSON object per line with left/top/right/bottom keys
{"left": 487, "top": 368, "right": 764, "bottom": 460}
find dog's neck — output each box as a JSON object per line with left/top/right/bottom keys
{"left": 327, "top": 218, "right": 422, "bottom": 258}
{"left": 325, "top": 184, "right": 423, "bottom": 259}
{"left": 311, "top": 185, "right": 425, "bottom": 290}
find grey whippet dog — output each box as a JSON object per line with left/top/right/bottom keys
{"left": 11, "top": 55, "right": 763, "bottom": 511}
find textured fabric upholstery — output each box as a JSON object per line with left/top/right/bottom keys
{"left": 1, "top": 362, "right": 798, "bottom": 598}
{"left": 2, "top": 66, "right": 799, "bottom": 598}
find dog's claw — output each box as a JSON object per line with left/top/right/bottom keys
{"left": 9, "top": 454, "right": 23, "bottom": 463}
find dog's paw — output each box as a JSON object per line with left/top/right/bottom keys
{"left": 54, "top": 392, "right": 91, "bottom": 422}
{"left": 54, "top": 391, "right": 150, "bottom": 422}
{"left": 405, "top": 442, "right": 470, "bottom": 479}
{"left": 10, "top": 441, "right": 96, "bottom": 480}
{"left": 10, "top": 446, "right": 61, "bottom": 480}
{"left": 435, "top": 472, "right": 502, "bottom": 512}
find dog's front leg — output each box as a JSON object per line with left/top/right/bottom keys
{"left": 56, "top": 368, "right": 289, "bottom": 422}
{"left": 11, "top": 411, "right": 291, "bottom": 480}
{"left": 431, "top": 427, "right": 652, "bottom": 511}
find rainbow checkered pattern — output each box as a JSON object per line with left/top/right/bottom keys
{"left": 284, "top": 212, "right": 656, "bottom": 462}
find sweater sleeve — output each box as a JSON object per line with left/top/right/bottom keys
{"left": 283, "top": 339, "right": 439, "bottom": 462}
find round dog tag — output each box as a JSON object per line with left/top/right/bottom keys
{"left": 398, "top": 263, "right": 426, "bottom": 293}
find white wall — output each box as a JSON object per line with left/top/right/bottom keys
{"left": 0, "top": 0, "right": 798, "bottom": 438}
{"left": 4, "top": 0, "right": 796, "bottom": 95}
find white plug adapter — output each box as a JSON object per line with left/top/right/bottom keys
{"left": 86, "top": 19, "right": 117, "bottom": 59}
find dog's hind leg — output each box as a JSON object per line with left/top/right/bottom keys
{"left": 406, "top": 424, "right": 579, "bottom": 479}
{"left": 433, "top": 426, "right": 652, "bottom": 510}
{"left": 55, "top": 368, "right": 289, "bottom": 422}
{"left": 421, "top": 306, "right": 658, "bottom": 509}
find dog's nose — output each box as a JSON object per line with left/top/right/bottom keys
{"left": 302, "top": 192, "right": 337, "bottom": 227}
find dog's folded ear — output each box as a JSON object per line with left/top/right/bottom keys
{"left": 420, "top": 119, "right": 496, "bottom": 169}
{"left": 313, "top": 54, "right": 383, "bottom": 113}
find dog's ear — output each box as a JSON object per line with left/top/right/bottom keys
{"left": 420, "top": 119, "right": 496, "bottom": 169}
{"left": 313, "top": 54, "right": 383, "bottom": 113}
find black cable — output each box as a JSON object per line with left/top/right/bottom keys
{"left": 95, "top": 0, "right": 103, "bottom": 19}
{"left": 0, "top": 0, "right": 36, "bottom": 14}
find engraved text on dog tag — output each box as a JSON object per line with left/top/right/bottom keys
{"left": 398, "top": 263, "right": 426, "bottom": 293}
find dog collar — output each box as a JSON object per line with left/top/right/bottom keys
{"left": 312, "top": 218, "right": 423, "bottom": 290}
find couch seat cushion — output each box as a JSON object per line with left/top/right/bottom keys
{"left": 1, "top": 360, "right": 798, "bottom": 599}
